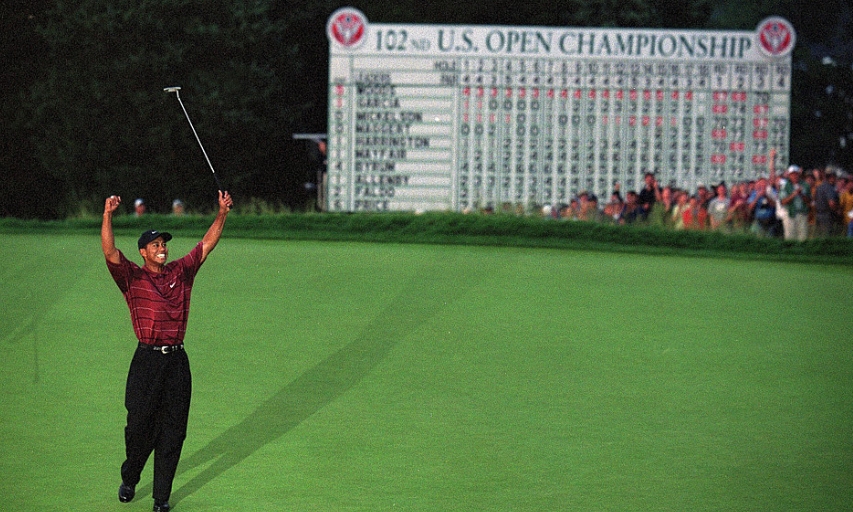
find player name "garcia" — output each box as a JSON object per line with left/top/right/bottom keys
{"left": 357, "top": 97, "right": 401, "bottom": 108}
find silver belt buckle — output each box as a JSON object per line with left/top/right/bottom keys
{"left": 159, "top": 346, "right": 170, "bottom": 354}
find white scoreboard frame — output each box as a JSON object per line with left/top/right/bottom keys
{"left": 326, "top": 8, "right": 795, "bottom": 213}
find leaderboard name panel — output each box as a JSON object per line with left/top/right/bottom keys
{"left": 327, "top": 55, "right": 790, "bottom": 212}
{"left": 327, "top": 56, "right": 456, "bottom": 212}
{"left": 454, "top": 56, "right": 790, "bottom": 211}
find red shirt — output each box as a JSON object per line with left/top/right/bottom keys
{"left": 107, "top": 242, "right": 204, "bottom": 345}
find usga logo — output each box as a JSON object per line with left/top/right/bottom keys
{"left": 756, "top": 16, "right": 795, "bottom": 58}
{"left": 327, "top": 7, "right": 368, "bottom": 49}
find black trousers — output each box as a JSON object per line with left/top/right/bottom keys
{"left": 121, "top": 345, "right": 192, "bottom": 503}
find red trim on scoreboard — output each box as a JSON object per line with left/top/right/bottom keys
{"left": 327, "top": 7, "right": 367, "bottom": 48}
{"left": 757, "top": 17, "right": 796, "bottom": 58}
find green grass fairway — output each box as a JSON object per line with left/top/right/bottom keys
{"left": 2, "top": 233, "right": 852, "bottom": 511}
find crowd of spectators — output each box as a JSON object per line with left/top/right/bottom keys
{"left": 547, "top": 167, "right": 853, "bottom": 241}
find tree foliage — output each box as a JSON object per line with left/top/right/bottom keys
{"left": 21, "top": 0, "right": 315, "bottom": 216}
{"left": 2, "top": 0, "right": 851, "bottom": 218}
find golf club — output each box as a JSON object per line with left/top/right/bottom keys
{"left": 164, "top": 86, "right": 225, "bottom": 193}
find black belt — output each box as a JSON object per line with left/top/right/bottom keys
{"left": 138, "top": 343, "right": 184, "bottom": 354}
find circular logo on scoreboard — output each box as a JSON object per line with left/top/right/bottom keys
{"left": 327, "top": 7, "right": 368, "bottom": 49}
{"left": 756, "top": 16, "right": 795, "bottom": 58}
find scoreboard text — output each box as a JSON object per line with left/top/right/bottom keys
{"left": 326, "top": 8, "right": 795, "bottom": 212}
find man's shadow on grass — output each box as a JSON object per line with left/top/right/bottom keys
{"left": 143, "top": 262, "right": 468, "bottom": 504}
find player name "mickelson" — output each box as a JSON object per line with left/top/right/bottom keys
{"left": 356, "top": 111, "right": 424, "bottom": 122}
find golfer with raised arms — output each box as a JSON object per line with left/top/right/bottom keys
{"left": 102, "top": 191, "right": 233, "bottom": 512}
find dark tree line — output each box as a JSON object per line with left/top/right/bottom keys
{"left": 2, "top": 0, "right": 851, "bottom": 218}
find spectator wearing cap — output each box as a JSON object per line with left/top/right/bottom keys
{"left": 769, "top": 169, "right": 791, "bottom": 226}
{"left": 172, "top": 199, "right": 185, "bottom": 216}
{"left": 779, "top": 166, "right": 810, "bottom": 241}
{"left": 134, "top": 198, "right": 146, "bottom": 217}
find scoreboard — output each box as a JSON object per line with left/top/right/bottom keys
{"left": 326, "top": 8, "right": 796, "bottom": 213}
